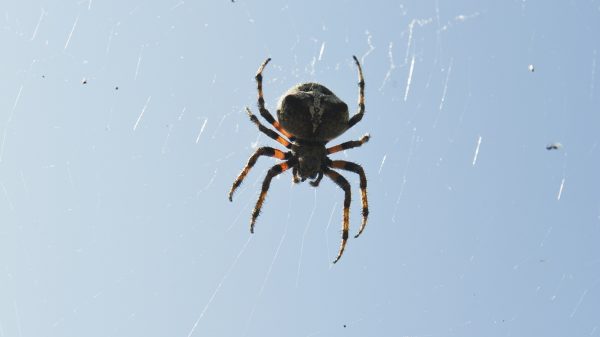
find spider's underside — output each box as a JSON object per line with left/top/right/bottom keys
{"left": 228, "top": 56, "right": 369, "bottom": 263}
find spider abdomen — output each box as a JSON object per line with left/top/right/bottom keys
{"left": 277, "top": 82, "right": 349, "bottom": 142}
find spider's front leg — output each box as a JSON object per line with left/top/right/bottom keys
{"left": 325, "top": 168, "right": 352, "bottom": 263}
{"left": 228, "top": 147, "right": 291, "bottom": 201}
{"left": 330, "top": 160, "right": 368, "bottom": 238}
{"left": 250, "top": 159, "right": 297, "bottom": 233}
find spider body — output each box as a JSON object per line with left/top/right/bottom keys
{"left": 291, "top": 141, "right": 327, "bottom": 183}
{"left": 277, "top": 83, "right": 349, "bottom": 142}
{"left": 229, "top": 56, "right": 369, "bottom": 263}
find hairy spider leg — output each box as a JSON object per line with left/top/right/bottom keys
{"left": 246, "top": 107, "right": 292, "bottom": 149}
{"left": 255, "top": 58, "right": 296, "bottom": 141}
{"left": 250, "top": 159, "right": 297, "bottom": 233}
{"left": 327, "top": 134, "right": 370, "bottom": 155}
{"left": 347, "top": 55, "right": 365, "bottom": 129}
{"left": 229, "top": 147, "right": 291, "bottom": 201}
{"left": 330, "top": 160, "right": 368, "bottom": 238}
{"left": 325, "top": 168, "right": 352, "bottom": 263}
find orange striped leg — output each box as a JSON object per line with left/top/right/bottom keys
{"left": 228, "top": 147, "right": 290, "bottom": 201}
{"left": 250, "top": 159, "right": 296, "bottom": 233}
{"left": 331, "top": 160, "right": 368, "bottom": 238}
{"left": 326, "top": 134, "right": 370, "bottom": 155}
{"left": 325, "top": 168, "right": 352, "bottom": 263}
{"left": 348, "top": 55, "right": 365, "bottom": 129}
{"left": 246, "top": 107, "right": 292, "bottom": 149}
{"left": 254, "top": 58, "right": 296, "bottom": 141}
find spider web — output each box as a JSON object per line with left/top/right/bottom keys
{"left": 1, "top": 1, "right": 599, "bottom": 337}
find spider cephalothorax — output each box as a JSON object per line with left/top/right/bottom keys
{"left": 292, "top": 142, "right": 327, "bottom": 183}
{"left": 228, "top": 56, "right": 369, "bottom": 263}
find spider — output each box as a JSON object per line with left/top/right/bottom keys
{"left": 228, "top": 56, "right": 369, "bottom": 263}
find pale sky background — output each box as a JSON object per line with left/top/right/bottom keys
{"left": 1, "top": 1, "right": 600, "bottom": 336}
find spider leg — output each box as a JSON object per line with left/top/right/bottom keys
{"left": 255, "top": 58, "right": 296, "bottom": 141}
{"left": 246, "top": 107, "right": 292, "bottom": 149}
{"left": 325, "top": 168, "right": 352, "bottom": 263}
{"left": 330, "top": 160, "right": 368, "bottom": 238}
{"left": 228, "top": 147, "right": 291, "bottom": 201}
{"left": 250, "top": 159, "right": 296, "bottom": 233}
{"left": 326, "top": 134, "right": 370, "bottom": 155}
{"left": 347, "top": 55, "right": 365, "bottom": 129}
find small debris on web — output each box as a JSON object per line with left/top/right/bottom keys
{"left": 528, "top": 64, "right": 535, "bottom": 72}
{"left": 546, "top": 142, "right": 562, "bottom": 151}
{"left": 82, "top": 78, "right": 88, "bottom": 84}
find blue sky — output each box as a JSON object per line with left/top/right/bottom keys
{"left": 1, "top": 1, "right": 599, "bottom": 336}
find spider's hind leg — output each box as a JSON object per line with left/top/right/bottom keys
{"left": 347, "top": 55, "right": 366, "bottom": 129}
{"left": 255, "top": 58, "right": 296, "bottom": 141}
